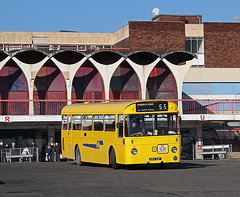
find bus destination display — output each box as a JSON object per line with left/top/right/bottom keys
{"left": 136, "top": 101, "right": 168, "bottom": 112}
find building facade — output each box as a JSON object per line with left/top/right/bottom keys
{"left": 1, "top": 14, "right": 240, "bottom": 160}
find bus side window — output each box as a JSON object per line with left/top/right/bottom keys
{"left": 62, "top": 115, "right": 67, "bottom": 130}
{"left": 93, "top": 115, "right": 103, "bottom": 131}
{"left": 68, "top": 115, "right": 72, "bottom": 130}
{"left": 104, "top": 115, "right": 115, "bottom": 131}
{"left": 118, "top": 115, "right": 123, "bottom": 137}
{"left": 72, "top": 115, "right": 81, "bottom": 130}
{"left": 82, "top": 115, "right": 92, "bottom": 131}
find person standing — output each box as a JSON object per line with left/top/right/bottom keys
{"left": 50, "top": 143, "right": 55, "bottom": 162}
{"left": 5, "top": 144, "right": 10, "bottom": 163}
{"left": 0, "top": 142, "right": 4, "bottom": 162}
{"left": 54, "top": 142, "right": 61, "bottom": 162}
{"left": 30, "top": 141, "right": 38, "bottom": 162}
{"left": 45, "top": 142, "right": 52, "bottom": 162}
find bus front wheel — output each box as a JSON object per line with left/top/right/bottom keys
{"left": 75, "top": 146, "right": 82, "bottom": 165}
{"left": 110, "top": 148, "right": 118, "bottom": 169}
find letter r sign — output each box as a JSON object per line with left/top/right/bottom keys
{"left": 4, "top": 116, "right": 11, "bottom": 122}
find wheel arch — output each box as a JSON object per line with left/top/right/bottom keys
{"left": 108, "top": 145, "right": 114, "bottom": 164}
{"left": 74, "top": 144, "right": 79, "bottom": 160}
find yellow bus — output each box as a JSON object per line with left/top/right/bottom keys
{"left": 61, "top": 100, "right": 181, "bottom": 168}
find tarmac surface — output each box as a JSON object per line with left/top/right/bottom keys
{"left": 0, "top": 159, "right": 240, "bottom": 197}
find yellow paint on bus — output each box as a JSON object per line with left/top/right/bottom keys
{"left": 61, "top": 100, "right": 181, "bottom": 168}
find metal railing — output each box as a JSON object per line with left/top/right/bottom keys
{"left": 192, "top": 144, "right": 232, "bottom": 160}
{"left": 0, "top": 46, "right": 130, "bottom": 52}
{"left": 0, "top": 99, "right": 240, "bottom": 115}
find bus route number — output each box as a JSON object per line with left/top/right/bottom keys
{"left": 158, "top": 103, "right": 168, "bottom": 111}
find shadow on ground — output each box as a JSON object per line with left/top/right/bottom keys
{"left": 70, "top": 160, "right": 214, "bottom": 171}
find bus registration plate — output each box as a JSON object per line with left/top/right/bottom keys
{"left": 158, "top": 144, "right": 168, "bottom": 153}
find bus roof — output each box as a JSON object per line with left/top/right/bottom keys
{"left": 61, "top": 100, "right": 178, "bottom": 115}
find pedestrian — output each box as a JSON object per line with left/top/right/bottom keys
{"left": 5, "top": 144, "right": 10, "bottom": 163}
{"left": 51, "top": 143, "right": 55, "bottom": 162}
{"left": 45, "top": 142, "right": 52, "bottom": 162}
{"left": 30, "top": 141, "right": 38, "bottom": 162}
{"left": 54, "top": 142, "right": 61, "bottom": 162}
{"left": 0, "top": 142, "right": 4, "bottom": 162}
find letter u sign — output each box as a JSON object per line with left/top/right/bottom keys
{"left": 200, "top": 115, "right": 205, "bottom": 121}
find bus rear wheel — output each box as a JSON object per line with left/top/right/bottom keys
{"left": 75, "top": 146, "right": 82, "bottom": 165}
{"left": 110, "top": 148, "right": 118, "bottom": 169}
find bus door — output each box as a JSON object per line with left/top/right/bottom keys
{"left": 81, "top": 115, "right": 92, "bottom": 162}
{"left": 71, "top": 115, "right": 82, "bottom": 150}
{"left": 61, "top": 115, "right": 68, "bottom": 157}
{"left": 91, "top": 115, "right": 104, "bottom": 163}
{"left": 67, "top": 115, "right": 74, "bottom": 159}
{"left": 82, "top": 115, "right": 104, "bottom": 163}
{"left": 115, "top": 115, "right": 124, "bottom": 162}
{"left": 102, "top": 114, "right": 117, "bottom": 164}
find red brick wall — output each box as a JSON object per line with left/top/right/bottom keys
{"left": 152, "top": 15, "right": 202, "bottom": 24}
{"left": 129, "top": 21, "right": 185, "bottom": 52}
{"left": 204, "top": 23, "right": 240, "bottom": 68}
{"left": 113, "top": 38, "right": 129, "bottom": 49}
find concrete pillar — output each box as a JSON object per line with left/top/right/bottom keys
{"left": 28, "top": 79, "right": 34, "bottom": 115}
{"left": 48, "top": 125, "right": 55, "bottom": 144}
{"left": 51, "top": 56, "right": 87, "bottom": 104}
{"left": 89, "top": 57, "right": 124, "bottom": 101}
{"left": 162, "top": 58, "right": 197, "bottom": 114}
{"left": 126, "top": 58, "right": 160, "bottom": 100}
{"left": 66, "top": 79, "right": 72, "bottom": 105}
{"left": 12, "top": 57, "right": 49, "bottom": 115}
{"left": 0, "top": 56, "right": 10, "bottom": 70}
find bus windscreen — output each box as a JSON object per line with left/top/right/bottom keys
{"left": 125, "top": 113, "right": 178, "bottom": 137}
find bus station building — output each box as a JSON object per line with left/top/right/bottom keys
{"left": 1, "top": 14, "right": 240, "bottom": 160}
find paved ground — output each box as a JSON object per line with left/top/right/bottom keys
{"left": 0, "top": 159, "right": 240, "bottom": 197}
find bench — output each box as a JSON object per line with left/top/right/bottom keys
{"left": 198, "top": 144, "right": 231, "bottom": 160}
{"left": 6, "top": 154, "right": 33, "bottom": 163}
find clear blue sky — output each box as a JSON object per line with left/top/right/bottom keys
{"left": 1, "top": 0, "right": 240, "bottom": 33}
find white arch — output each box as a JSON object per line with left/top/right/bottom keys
{"left": 12, "top": 56, "right": 49, "bottom": 115}
{"left": 51, "top": 57, "right": 87, "bottom": 105}
{"left": 89, "top": 57, "right": 124, "bottom": 100}
{"left": 0, "top": 56, "right": 11, "bottom": 71}
{"left": 126, "top": 57, "right": 161, "bottom": 99}
{"left": 162, "top": 58, "right": 197, "bottom": 114}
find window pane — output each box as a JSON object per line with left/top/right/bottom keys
{"left": 104, "top": 115, "right": 115, "bottom": 131}
{"left": 198, "top": 38, "right": 204, "bottom": 54}
{"left": 82, "top": 115, "right": 92, "bottom": 131}
{"left": 118, "top": 115, "right": 123, "bottom": 137}
{"left": 192, "top": 39, "right": 198, "bottom": 53}
{"left": 72, "top": 115, "right": 81, "bottom": 130}
{"left": 68, "top": 116, "right": 71, "bottom": 130}
{"left": 62, "top": 115, "right": 67, "bottom": 130}
{"left": 185, "top": 39, "right": 191, "bottom": 52}
{"left": 93, "top": 115, "right": 103, "bottom": 131}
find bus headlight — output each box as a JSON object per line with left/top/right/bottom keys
{"left": 171, "top": 147, "right": 178, "bottom": 153}
{"left": 131, "top": 148, "right": 138, "bottom": 155}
